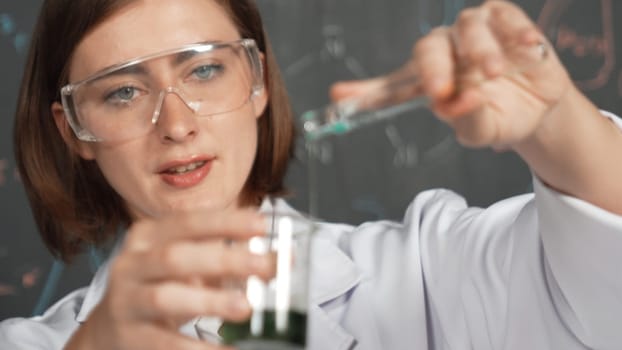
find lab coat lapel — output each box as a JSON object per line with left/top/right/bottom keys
{"left": 266, "top": 199, "right": 362, "bottom": 349}
{"left": 75, "top": 248, "right": 114, "bottom": 323}
{"left": 307, "top": 235, "right": 362, "bottom": 350}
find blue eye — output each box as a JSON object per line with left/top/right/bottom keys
{"left": 106, "top": 86, "right": 138, "bottom": 103}
{"left": 192, "top": 64, "right": 223, "bottom": 80}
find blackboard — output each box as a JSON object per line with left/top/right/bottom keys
{"left": 1, "top": 0, "right": 620, "bottom": 320}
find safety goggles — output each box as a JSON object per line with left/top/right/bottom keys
{"left": 60, "top": 39, "right": 263, "bottom": 142}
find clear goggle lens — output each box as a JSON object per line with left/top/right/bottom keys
{"left": 61, "top": 39, "right": 263, "bottom": 142}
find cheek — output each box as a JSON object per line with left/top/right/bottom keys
{"left": 90, "top": 143, "right": 146, "bottom": 199}
{"left": 219, "top": 110, "right": 260, "bottom": 181}
{"left": 231, "top": 117, "right": 259, "bottom": 172}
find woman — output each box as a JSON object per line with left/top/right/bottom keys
{"left": 3, "top": 0, "right": 622, "bottom": 349}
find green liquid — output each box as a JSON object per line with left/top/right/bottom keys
{"left": 220, "top": 310, "right": 307, "bottom": 349}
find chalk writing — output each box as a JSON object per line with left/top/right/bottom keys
{"left": 284, "top": 23, "right": 368, "bottom": 80}
{"left": 0, "top": 13, "right": 28, "bottom": 55}
{"left": 0, "top": 284, "right": 16, "bottom": 297}
{"left": 0, "top": 158, "right": 21, "bottom": 186}
{"left": 22, "top": 267, "right": 40, "bottom": 289}
{"left": 307, "top": 140, "right": 334, "bottom": 165}
{"left": 385, "top": 125, "right": 419, "bottom": 168}
{"left": 556, "top": 25, "right": 608, "bottom": 57}
{"left": 0, "top": 13, "right": 14, "bottom": 35}
{"left": 537, "top": 0, "right": 615, "bottom": 91}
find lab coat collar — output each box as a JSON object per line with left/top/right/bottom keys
{"left": 75, "top": 242, "right": 117, "bottom": 323}
{"left": 75, "top": 198, "right": 362, "bottom": 348}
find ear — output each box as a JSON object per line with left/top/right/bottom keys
{"left": 252, "top": 53, "right": 269, "bottom": 120}
{"left": 51, "top": 102, "right": 96, "bottom": 160}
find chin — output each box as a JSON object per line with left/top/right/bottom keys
{"left": 171, "top": 193, "right": 238, "bottom": 213}
{"left": 132, "top": 187, "right": 241, "bottom": 218}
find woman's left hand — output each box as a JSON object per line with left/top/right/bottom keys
{"left": 330, "top": 0, "right": 573, "bottom": 151}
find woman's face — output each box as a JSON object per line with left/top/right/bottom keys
{"left": 55, "top": 0, "right": 267, "bottom": 219}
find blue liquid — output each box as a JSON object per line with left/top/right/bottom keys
{"left": 302, "top": 96, "right": 429, "bottom": 140}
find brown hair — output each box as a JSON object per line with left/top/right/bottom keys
{"left": 13, "top": 0, "right": 295, "bottom": 262}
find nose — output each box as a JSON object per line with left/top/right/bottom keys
{"left": 152, "top": 87, "right": 200, "bottom": 143}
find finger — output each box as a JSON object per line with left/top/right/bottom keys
{"left": 125, "top": 240, "right": 276, "bottom": 281}
{"left": 329, "top": 77, "right": 386, "bottom": 102}
{"left": 330, "top": 65, "right": 424, "bottom": 113}
{"left": 486, "top": 2, "right": 548, "bottom": 70}
{"left": 482, "top": 1, "right": 560, "bottom": 84}
{"left": 413, "top": 26, "right": 455, "bottom": 99}
{"left": 445, "top": 104, "right": 501, "bottom": 148}
{"left": 432, "top": 87, "right": 484, "bottom": 121}
{"left": 123, "top": 209, "right": 266, "bottom": 252}
{"left": 486, "top": 1, "right": 538, "bottom": 45}
{"left": 133, "top": 282, "right": 252, "bottom": 322}
{"left": 452, "top": 6, "right": 505, "bottom": 78}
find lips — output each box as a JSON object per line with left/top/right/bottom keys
{"left": 164, "top": 160, "right": 207, "bottom": 174}
{"left": 157, "top": 156, "right": 214, "bottom": 188}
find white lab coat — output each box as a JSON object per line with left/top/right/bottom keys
{"left": 2, "top": 115, "right": 622, "bottom": 350}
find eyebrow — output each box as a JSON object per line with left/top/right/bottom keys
{"left": 173, "top": 50, "right": 200, "bottom": 66}
{"left": 173, "top": 41, "right": 224, "bottom": 65}
{"left": 87, "top": 41, "right": 226, "bottom": 83}
{"left": 87, "top": 64, "right": 149, "bottom": 85}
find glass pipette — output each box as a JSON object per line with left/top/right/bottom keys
{"left": 300, "top": 41, "right": 550, "bottom": 140}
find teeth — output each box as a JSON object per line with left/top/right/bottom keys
{"left": 168, "top": 161, "right": 206, "bottom": 174}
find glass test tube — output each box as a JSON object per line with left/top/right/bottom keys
{"left": 300, "top": 41, "right": 550, "bottom": 140}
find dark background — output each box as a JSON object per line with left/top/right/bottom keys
{"left": 1, "top": 0, "right": 620, "bottom": 319}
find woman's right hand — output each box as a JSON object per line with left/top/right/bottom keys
{"left": 65, "top": 209, "right": 274, "bottom": 350}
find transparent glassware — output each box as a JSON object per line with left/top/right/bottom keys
{"left": 195, "top": 209, "right": 316, "bottom": 350}
{"left": 300, "top": 41, "right": 550, "bottom": 141}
